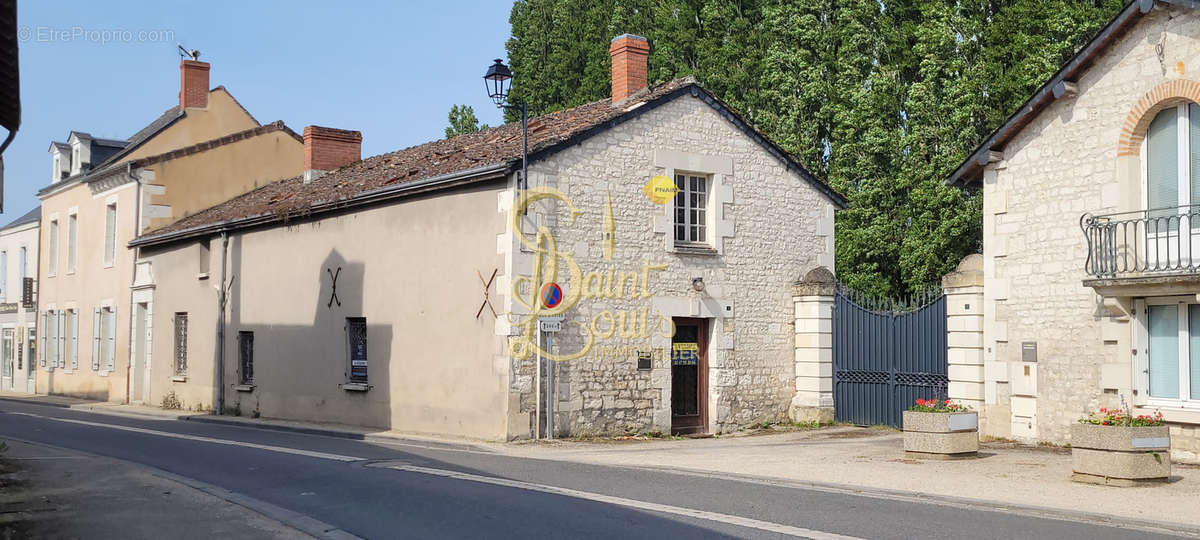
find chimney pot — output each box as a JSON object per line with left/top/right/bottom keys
{"left": 303, "top": 126, "right": 362, "bottom": 183}
{"left": 179, "top": 60, "right": 211, "bottom": 109}
{"left": 609, "top": 34, "right": 650, "bottom": 104}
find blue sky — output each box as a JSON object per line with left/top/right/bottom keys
{"left": 4, "top": 1, "right": 514, "bottom": 220}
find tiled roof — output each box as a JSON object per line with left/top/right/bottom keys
{"left": 135, "top": 78, "right": 846, "bottom": 245}
{"left": 0, "top": 205, "right": 38, "bottom": 230}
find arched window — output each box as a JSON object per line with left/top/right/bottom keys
{"left": 1145, "top": 103, "right": 1200, "bottom": 217}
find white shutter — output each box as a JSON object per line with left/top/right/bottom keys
{"left": 70, "top": 311, "right": 78, "bottom": 370}
{"left": 39, "top": 312, "right": 46, "bottom": 367}
{"left": 92, "top": 308, "right": 101, "bottom": 370}
{"left": 56, "top": 311, "right": 64, "bottom": 368}
{"left": 105, "top": 307, "right": 116, "bottom": 371}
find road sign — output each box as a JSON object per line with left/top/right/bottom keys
{"left": 540, "top": 282, "right": 563, "bottom": 309}
{"left": 539, "top": 320, "right": 562, "bottom": 332}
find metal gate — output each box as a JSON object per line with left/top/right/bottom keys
{"left": 832, "top": 285, "right": 947, "bottom": 428}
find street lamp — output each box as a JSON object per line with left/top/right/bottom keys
{"left": 483, "top": 58, "right": 528, "bottom": 196}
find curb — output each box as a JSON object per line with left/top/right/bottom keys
{"left": 625, "top": 464, "right": 1200, "bottom": 538}
{"left": 0, "top": 396, "right": 72, "bottom": 408}
{"left": 183, "top": 415, "right": 494, "bottom": 453}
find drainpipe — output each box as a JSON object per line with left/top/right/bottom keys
{"left": 125, "top": 163, "right": 142, "bottom": 404}
{"left": 215, "top": 230, "right": 228, "bottom": 414}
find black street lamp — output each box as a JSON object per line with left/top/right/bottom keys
{"left": 483, "top": 58, "right": 528, "bottom": 196}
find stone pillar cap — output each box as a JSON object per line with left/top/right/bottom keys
{"left": 792, "top": 266, "right": 836, "bottom": 297}
{"left": 942, "top": 254, "right": 983, "bottom": 288}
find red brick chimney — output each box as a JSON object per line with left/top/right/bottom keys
{"left": 609, "top": 34, "right": 650, "bottom": 103}
{"left": 179, "top": 60, "right": 211, "bottom": 109}
{"left": 303, "top": 126, "right": 362, "bottom": 183}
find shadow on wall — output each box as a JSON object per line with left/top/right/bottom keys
{"left": 225, "top": 239, "right": 392, "bottom": 428}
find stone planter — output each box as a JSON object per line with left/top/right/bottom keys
{"left": 902, "top": 410, "right": 979, "bottom": 458}
{"left": 1070, "top": 424, "right": 1170, "bottom": 486}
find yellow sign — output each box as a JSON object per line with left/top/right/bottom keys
{"left": 642, "top": 175, "right": 679, "bottom": 204}
{"left": 672, "top": 342, "right": 698, "bottom": 351}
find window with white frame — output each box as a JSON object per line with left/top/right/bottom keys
{"left": 673, "top": 173, "right": 710, "bottom": 245}
{"left": 0, "top": 250, "right": 7, "bottom": 302}
{"left": 65, "top": 309, "right": 77, "bottom": 370}
{"left": 18, "top": 246, "right": 25, "bottom": 289}
{"left": 47, "top": 220, "right": 58, "bottom": 276}
{"left": 1145, "top": 103, "right": 1200, "bottom": 219}
{"left": 104, "top": 203, "right": 117, "bottom": 267}
{"left": 67, "top": 213, "right": 78, "bottom": 273}
{"left": 97, "top": 306, "right": 115, "bottom": 372}
{"left": 1138, "top": 298, "right": 1200, "bottom": 407}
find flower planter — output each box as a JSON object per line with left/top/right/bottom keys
{"left": 1070, "top": 424, "right": 1170, "bottom": 487}
{"left": 902, "top": 410, "right": 979, "bottom": 458}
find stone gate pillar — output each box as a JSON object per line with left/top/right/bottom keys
{"left": 943, "top": 255, "right": 985, "bottom": 413}
{"left": 789, "top": 267, "right": 835, "bottom": 423}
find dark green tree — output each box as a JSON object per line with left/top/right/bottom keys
{"left": 445, "top": 105, "right": 488, "bottom": 138}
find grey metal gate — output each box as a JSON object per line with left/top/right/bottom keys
{"left": 832, "top": 285, "right": 947, "bottom": 428}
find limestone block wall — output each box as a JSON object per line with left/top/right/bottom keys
{"left": 499, "top": 94, "right": 837, "bottom": 437}
{"left": 979, "top": 5, "right": 1200, "bottom": 459}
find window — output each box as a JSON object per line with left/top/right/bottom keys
{"left": 0, "top": 250, "right": 7, "bottom": 302}
{"left": 39, "top": 312, "right": 47, "bottom": 368}
{"left": 346, "top": 317, "right": 367, "bottom": 383}
{"left": 1139, "top": 298, "right": 1200, "bottom": 407}
{"left": 104, "top": 204, "right": 117, "bottom": 266}
{"left": 1145, "top": 104, "right": 1200, "bottom": 219}
{"left": 65, "top": 309, "right": 77, "bottom": 370}
{"left": 199, "top": 241, "right": 211, "bottom": 276}
{"left": 91, "top": 308, "right": 100, "bottom": 371}
{"left": 173, "top": 312, "right": 187, "bottom": 376}
{"left": 238, "top": 331, "right": 254, "bottom": 384}
{"left": 67, "top": 213, "right": 77, "bottom": 273}
{"left": 43, "top": 310, "right": 63, "bottom": 369}
{"left": 95, "top": 306, "right": 115, "bottom": 372}
{"left": 47, "top": 220, "right": 58, "bottom": 276}
{"left": 18, "top": 246, "right": 25, "bottom": 287}
{"left": 673, "top": 174, "right": 709, "bottom": 244}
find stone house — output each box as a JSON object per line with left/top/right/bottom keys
{"left": 0, "top": 206, "right": 38, "bottom": 393}
{"left": 129, "top": 34, "right": 846, "bottom": 440}
{"left": 946, "top": 0, "right": 1200, "bottom": 460}
{"left": 35, "top": 58, "right": 306, "bottom": 403}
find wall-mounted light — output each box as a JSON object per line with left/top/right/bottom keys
{"left": 692, "top": 277, "right": 705, "bottom": 292}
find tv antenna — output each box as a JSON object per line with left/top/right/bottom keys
{"left": 177, "top": 44, "right": 200, "bottom": 61}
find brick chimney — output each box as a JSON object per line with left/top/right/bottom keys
{"left": 303, "top": 126, "right": 362, "bottom": 183}
{"left": 179, "top": 60, "right": 211, "bottom": 109}
{"left": 609, "top": 34, "right": 650, "bottom": 103}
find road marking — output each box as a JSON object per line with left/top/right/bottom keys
{"left": 6, "top": 412, "right": 364, "bottom": 462}
{"left": 385, "top": 463, "right": 863, "bottom": 540}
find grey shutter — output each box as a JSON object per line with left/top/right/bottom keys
{"left": 1147, "top": 108, "right": 1180, "bottom": 220}
{"left": 55, "top": 311, "right": 63, "bottom": 368}
{"left": 70, "top": 311, "right": 78, "bottom": 370}
{"left": 39, "top": 312, "right": 46, "bottom": 367}
{"left": 105, "top": 307, "right": 116, "bottom": 371}
{"left": 92, "top": 308, "right": 100, "bottom": 370}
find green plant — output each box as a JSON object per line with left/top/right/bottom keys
{"left": 1079, "top": 406, "right": 1164, "bottom": 427}
{"left": 160, "top": 391, "right": 182, "bottom": 410}
{"left": 909, "top": 398, "right": 971, "bottom": 413}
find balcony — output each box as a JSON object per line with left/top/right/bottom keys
{"left": 1081, "top": 206, "right": 1200, "bottom": 297}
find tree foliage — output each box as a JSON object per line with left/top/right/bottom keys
{"left": 505, "top": 0, "right": 1123, "bottom": 296}
{"left": 445, "top": 104, "right": 488, "bottom": 138}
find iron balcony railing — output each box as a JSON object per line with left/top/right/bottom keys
{"left": 1081, "top": 205, "right": 1200, "bottom": 278}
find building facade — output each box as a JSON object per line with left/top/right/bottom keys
{"left": 35, "top": 59, "right": 304, "bottom": 403}
{"left": 946, "top": 0, "right": 1200, "bottom": 461}
{"left": 0, "top": 207, "right": 38, "bottom": 393}
{"left": 131, "top": 35, "right": 845, "bottom": 440}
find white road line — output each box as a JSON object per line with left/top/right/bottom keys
{"left": 386, "top": 463, "right": 864, "bottom": 540}
{"left": 7, "top": 412, "right": 364, "bottom": 462}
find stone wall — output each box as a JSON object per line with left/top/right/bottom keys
{"left": 979, "top": 5, "right": 1200, "bottom": 461}
{"left": 499, "top": 94, "right": 837, "bottom": 437}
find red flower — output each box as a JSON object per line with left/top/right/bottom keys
{"left": 944, "top": 400, "right": 951, "bottom": 405}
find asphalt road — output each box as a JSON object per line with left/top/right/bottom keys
{"left": 0, "top": 400, "right": 1185, "bottom": 540}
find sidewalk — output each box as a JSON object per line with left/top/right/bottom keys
{"left": 501, "top": 427, "right": 1200, "bottom": 535}
{"left": 0, "top": 438, "right": 305, "bottom": 539}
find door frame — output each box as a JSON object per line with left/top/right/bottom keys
{"left": 670, "top": 317, "right": 709, "bottom": 435}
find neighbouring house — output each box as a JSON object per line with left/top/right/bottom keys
{"left": 129, "top": 34, "right": 846, "bottom": 440}
{"left": 946, "top": 0, "right": 1200, "bottom": 461}
{"left": 0, "top": 206, "right": 38, "bottom": 393}
{"left": 35, "top": 58, "right": 305, "bottom": 403}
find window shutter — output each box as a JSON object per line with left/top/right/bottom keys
{"left": 92, "top": 308, "right": 100, "bottom": 370}
{"left": 105, "top": 205, "right": 116, "bottom": 265}
{"left": 70, "top": 311, "right": 78, "bottom": 370}
{"left": 1147, "top": 108, "right": 1180, "bottom": 217}
{"left": 39, "top": 312, "right": 46, "bottom": 367}
{"left": 105, "top": 307, "right": 116, "bottom": 372}
{"left": 56, "top": 311, "right": 64, "bottom": 368}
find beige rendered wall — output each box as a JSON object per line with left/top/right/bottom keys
{"left": 142, "top": 130, "right": 304, "bottom": 231}
{"left": 497, "top": 95, "right": 837, "bottom": 437}
{"left": 980, "top": 5, "right": 1200, "bottom": 459}
{"left": 0, "top": 222, "right": 39, "bottom": 394}
{"left": 124, "top": 88, "right": 259, "bottom": 162}
{"left": 36, "top": 180, "right": 137, "bottom": 401}
{"left": 144, "top": 182, "right": 510, "bottom": 438}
